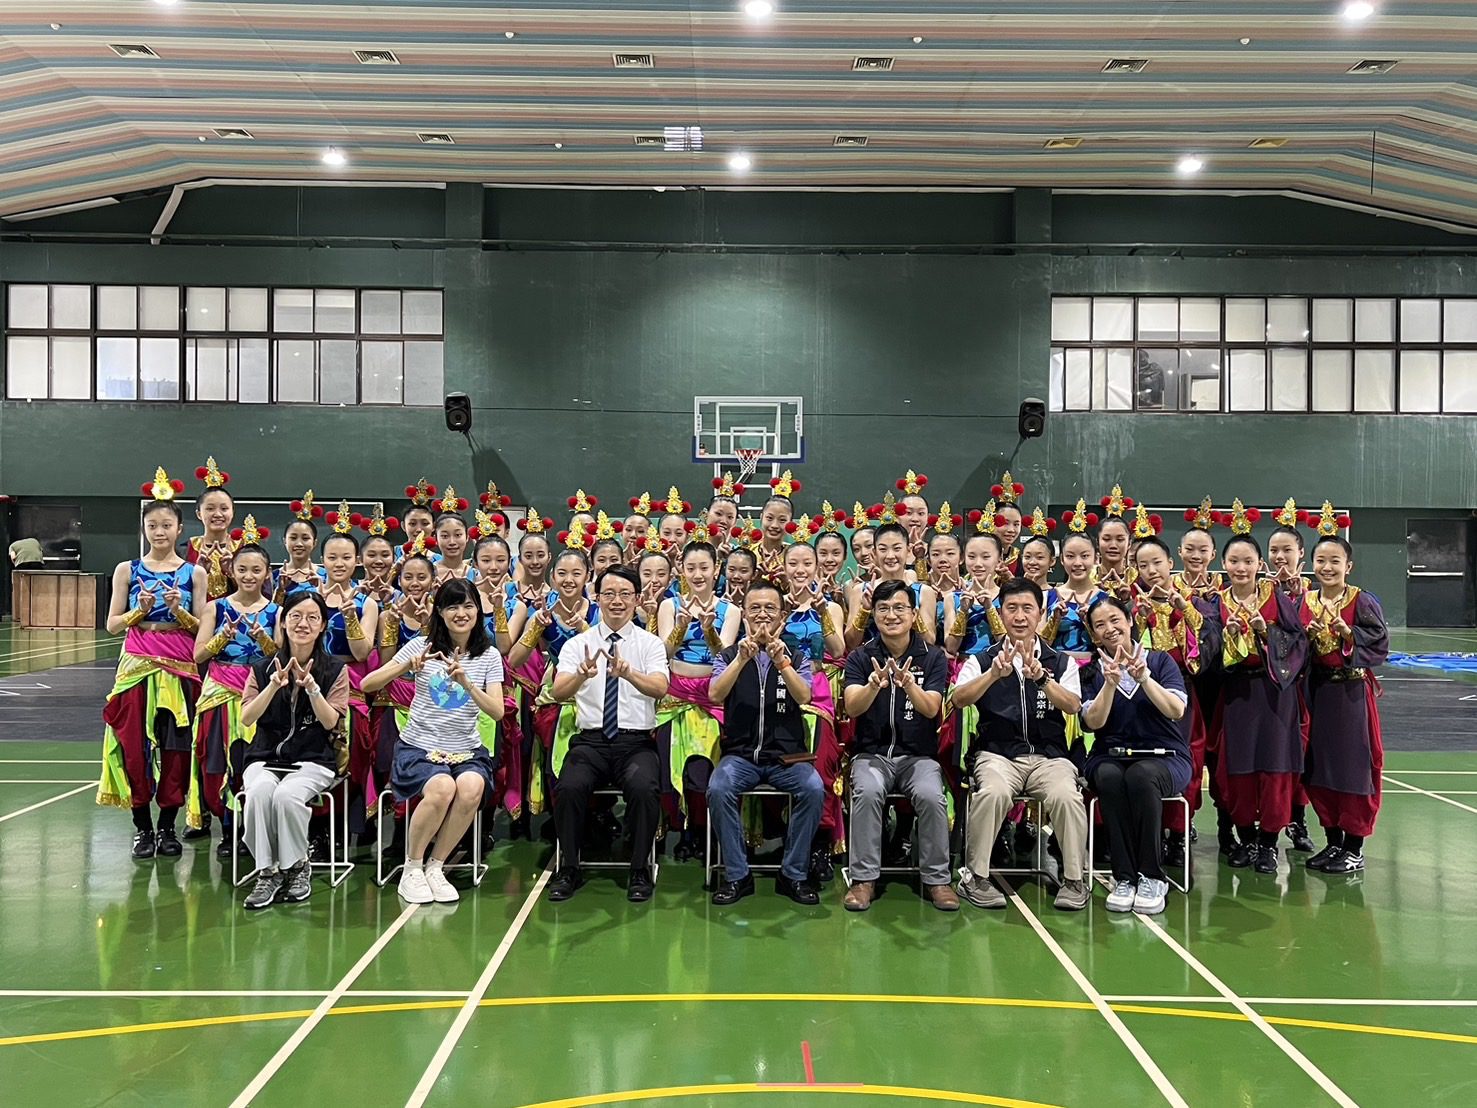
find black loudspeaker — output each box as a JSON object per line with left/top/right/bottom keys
{"left": 444, "top": 392, "right": 472, "bottom": 434}
{"left": 1018, "top": 398, "right": 1046, "bottom": 439}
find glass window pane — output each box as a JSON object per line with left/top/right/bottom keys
{"left": 97, "top": 337, "right": 138, "bottom": 400}
{"left": 1270, "top": 349, "right": 1309, "bottom": 410}
{"left": 1057, "top": 296, "right": 1092, "bottom": 341}
{"left": 1227, "top": 350, "right": 1267, "bottom": 411}
{"left": 1049, "top": 348, "right": 1065, "bottom": 411}
{"left": 1091, "top": 349, "right": 1134, "bottom": 409}
{"left": 139, "top": 286, "right": 180, "bottom": 331}
{"left": 187, "top": 338, "right": 229, "bottom": 401}
{"left": 237, "top": 339, "right": 270, "bottom": 404}
{"left": 97, "top": 286, "right": 138, "bottom": 330}
{"left": 1399, "top": 350, "right": 1440, "bottom": 413}
{"left": 5, "top": 336, "right": 49, "bottom": 397}
{"left": 315, "top": 289, "right": 356, "bottom": 334}
{"left": 1092, "top": 296, "right": 1133, "bottom": 341}
{"left": 1443, "top": 351, "right": 1477, "bottom": 412}
{"left": 1064, "top": 348, "right": 1091, "bottom": 410}
{"left": 1311, "top": 350, "right": 1352, "bottom": 411}
{"left": 405, "top": 342, "right": 443, "bottom": 405}
{"left": 1180, "top": 298, "right": 1221, "bottom": 341}
{"left": 361, "top": 341, "right": 404, "bottom": 403}
{"left": 228, "top": 288, "right": 268, "bottom": 332}
{"left": 1400, "top": 299, "right": 1441, "bottom": 343}
{"left": 274, "top": 289, "right": 314, "bottom": 333}
{"left": 1312, "top": 299, "right": 1352, "bottom": 343}
{"left": 51, "top": 336, "right": 91, "bottom": 399}
{"left": 1179, "top": 348, "right": 1221, "bottom": 411}
{"left": 1135, "top": 349, "right": 1176, "bottom": 411}
{"left": 1353, "top": 349, "right": 1394, "bottom": 412}
{"left": 1445, "top": 299, "right": 1477, "bottom": 343}
{"left": 1225, "top": 298, "right": 1266, "bottom": 343}
{"left": 1136, "top": 298, "right": 1178, "bottom": 341}
{"left": 274, "top": 339, "right": 316, "bottom": 402}
{"left": 403, "top": 291, "right": 442, "bottom": 335}
{"left": 361, "top": 291, "right": 401, "bottom": 335}
{"left": 51, "top": 284, "right": 91, "bottom": 329}
{"left": 1354, "top": 298, "right": 1395, "bottom": 343}
{"left": 1267, "top": 298, "right": 1309, "bottom": 342}
{"left": 318, "top": 339, "right": 357, "bottom": 404}
{"left": 140, "top": 338, "right": 180, "bottom": 400}
{"left": 7, "top": 284, "right": 49, "bottom": 329}
{"left": 1051, "top": 298, "right": 1090, "bottom": 342}
{"left": 186, "top": 287, "right": 225, "bottom": 332}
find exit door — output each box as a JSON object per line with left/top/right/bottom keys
{"left": 1406, "top": 518, "right": 1477, "bottom": 627}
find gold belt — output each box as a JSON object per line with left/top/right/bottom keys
{"left": 1321, "top": 667, "right": 1368, "bottom": 683}
{"left": 425, "top": 749, "right": 475, "bottom": 765}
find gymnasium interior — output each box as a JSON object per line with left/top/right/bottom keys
{"left": 1, "top": 3, "right": 1475, "bottom": 1106}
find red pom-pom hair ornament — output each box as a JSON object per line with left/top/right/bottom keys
{"left": 711, "top": 477, "right": 724, "bottom": 490}
{"left": 707, "top": 522, "right": 724, "bottom": 539}
{"left": 611, "top": 519, "right": 624, "bottom": 533}
{"left": 403, "top": 483, "right": 438, "bottom": 499}
{"left": 784, "top": 521, "right": 798, "bottom": 535}
{"left": 729, "top": 525, "right": 745, "bottom": 538}
{"left": 770, "top": 475, "right": 802, "bottom": 494}
{"left": 1336, "top": 512, "right": 1352, "bottom": 528}
{"left": 807, "top": 517, "right": 823, "bottom": 535}
{"left": 1149, "top": 513, "right": 1163, "bottom": 532}
{"left": 1062, "top": 508, "right": 1100, "bottom": 528}
{"left": 289, "top": 499, "right": 324, "bottom": 519}
{"left": 683, "top": 520, "right": 698, "bottom": 534}
{"left": 867, "top": 504, "right": 884, "bottom": 520}
{"left": 1245, "top": 507, "right": 1262, "bottom": 523}
{"left": 423, "top": 535, "right": 439, "bottom": 550}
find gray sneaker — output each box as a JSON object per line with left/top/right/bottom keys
{"left": 1053, "top": 877, "right": 1090, "bottom": 912}
{"left": 244, "top": 869, "right": 283, "bottom": 911}
{"left": 957, "top": 874, "right": 1007, "bottom": 910}
{"left": 1132, "top": 875, "right": 1168, "bottom": 915}
{"left": 279, "top": 861, "right": 312, "bottom": 903}
{"left": 1105, "top": 878, "right": 1137, "bottom": 913}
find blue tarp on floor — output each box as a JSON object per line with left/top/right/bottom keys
{"left": 1387, "top": 652, "right": 1477, "bottom": 673}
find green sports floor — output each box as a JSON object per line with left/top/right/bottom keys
{"left": 2, "top": 626, "right": 1475, "bottom": 1107}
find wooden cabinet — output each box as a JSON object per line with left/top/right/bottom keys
{"left": 12, "top": 572, "right": 99, "bottom": 630}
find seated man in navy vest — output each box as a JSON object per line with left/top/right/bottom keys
{"left": 706, "top": 580, "right": 823, "bottom": 906}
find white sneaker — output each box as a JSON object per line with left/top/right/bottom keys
{"left": 424, "top": 861, "right": 459, "bottom": 903}
{"left": 398, "top": 864, "right": 434, "bottom": 904}
{"left": 1105, "top": 878, "right": 1137, "bottom": 912}
{"left": 1133, "top": 875, "right": 1169, "bottom": 915}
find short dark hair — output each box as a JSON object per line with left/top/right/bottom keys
{"left": 964, "top": 532, "right": 1003, "bottom": 556}
{"left": 285, "top": 518, "right": 318, "bottom": 541}
{"left": 872, "top": 579, "right": 915, "bottom": 608}
{"left": 143, "top": 500, "right": 184, "bottom": 526}
{"left": 1133, "top": 536, "right": 1173, "bottom": 564}
{"left": 1270, "top": 525, "right": 1305, "bottom": 551}
{"left": 1098, "top": 516, "right": 1131, "bottom": 538}
{"left": 873, "top": 522, "right": 908, "bottom": 545}
{"left": 596, "top": 566, "right": 641, "bottom": 596}
{"left": 434, "top": 512, "right": 466, "bottom": 531}
{"left": 1223, "top": 534, "right": 1263, "bottom": 559}
{"left": 427, "top": 578, "right": 491, "bottom": 658}
{"left": 1086, "top": 594, "right": 1133, "bottom": 629}
{"left": 999, "top": 577, "right": 1044, "bottom": 609}
{"left": 232, "top": 543, "right": 270, "bottom": 566}
{"left": 725, "top": 547, "right": 757, "bottom": 571}
{"left": 1060, "top": 531, "right": 1097, "bottom": 553}
{"left": 744, "top": 579, "right": 784, "bottom": 606}
{"left": 323, "top": 531, "right": 361, "bottom": 554}
{"left": 1313, "top": 535, "right": 1354, "bottom": 560}
{"left": 278, "top": 591, "right": 334, "bottom": 682}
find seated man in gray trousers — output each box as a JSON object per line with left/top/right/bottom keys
{"left": 841, "top": 580, "right": 957, "bottom": 912}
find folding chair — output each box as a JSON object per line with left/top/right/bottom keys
{"left": 553, "top": 787, "right": 660, "bottom": 879}
{"left": 372, "top": 788, "right": 488, "bottom": 888}
{"left": 232, "top": 770, "right": 354, "bottom": 889}
{"left": 1087, "top": 794, "right": 1192, "bottom": 893}
{"left": 957, "top": 781, "right": 1055, "bottom": 886}
{"left": 703, "top": 782, "right": 794, "bottom": 887}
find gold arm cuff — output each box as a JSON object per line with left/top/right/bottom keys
{"left": 820, "top": 608, "right": 838, "bottom": 637}
{"left": 517, "top": 625, "right": 544, "bottom": 650}
{"left": 378, "top": 614, "right": 400, "bottom": 650}
{"left": 850, "top": 610, "right": 870, "bottom": 632}
{"left": 252, "top": 630, "right": 279, "bottom": 657}
{"left": 703, "top": 625, "right": 724, "bottom": 652}
{"left": 204, "top": 630, "right": 231, "bottom": 657}
{"left": 174, "top": 609, "right": 200, "bottom": 633}
{"left": 343, "top": 611, "right": 366, "bottom": 641}
{"left": 121, "top": 607, "right": 148, "bottom": 629}
{"left": 665, "top": 624, "right": 687, "bottom": 652}
{"left": 494, "top": 606, "right": 509, "bottom": 634}
{"left": 949, "top": 609, "right": 969, "bottom": 638}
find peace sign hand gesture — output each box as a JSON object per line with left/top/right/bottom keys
{"left": 991, "top": 641, "right": 1018, "bottom": 679}
{"left": 1021, "top": 650, "right": 1046, "bottom": 682}
{"left": 894, "top": 658, "right": 917, "bottom": 690}
{"left": 1097, "top": 647, "right": 1124, "bottom": 689}
{"left": 868, "top": 657, "right": 890, "bottom": 689}
{"left": 163, "top": 586, "right": 184, "bottom": 614}
{"left": 737, "top": 635, "right": 762, "bottom": 662}
{"left": 576, "top": 646, "right": 603, "bottom": 679}
{"left": 269, "top": 656, "right": 293, "bottom": 689}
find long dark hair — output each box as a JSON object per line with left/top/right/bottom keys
{"left": 427, "top": 577, "right": 491, "bottom": 658}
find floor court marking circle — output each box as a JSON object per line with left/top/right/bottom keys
{"left": 4, "top": 992, "right": 1476, "bottom": 1053}
{"left": 514, "top": 1085, "right": 1064, "bottom": 1108}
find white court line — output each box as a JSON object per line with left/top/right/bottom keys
{"left": 1380, "top": 676, "right": 1451, "bottom": 683}
{"left": 999, "top": 879, "right": 1188, "bottom": 1108}
{"left": 1380, "top": 770, "right": 1477, "bottom": 775}
{"left": 1382, "top": 774, "right": 1477, "bottom": 815}
{"left": 1104, "top": 995, "right": 1477, "bottom": 1007}
{"left": 0, "top": 784, "right": 92, "bottom": 823}
{"left": 0, "top": 758, "right": 101, "bottom": 763}
{"left": 0, "top": 990, "right": 468, "bottom": 1000}
{"left": 1122, "top": 903, "right": 1358, "bottom": 1108}
{"left": 0, "top": 638, "right": 118, "bottom": 667}
{"left": 405, "top": 866, "right": 553, "bottom": 1108}
{"left": 228, "top": 903, "right": 420, "bottom": 1108}
{"left": 1387, "top": 789, "right": 1477, "bottom": 796}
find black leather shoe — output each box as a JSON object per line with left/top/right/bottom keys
{"left": 1305, "top": 844, "right": 1342, "bottom": 871}
{"left": 547, "top": 867, "right": 584, "bottom": 902}
{"left": 809, "top": 847, "right": 835, "bottom": 884}
{"left": 627, "top": 867, "right": 654, "bottom": 902}
{"left": 1227, "top": 842, "right": 1254, "bottom": 869}
{"left": 1163, "top": 832, "right": 1186, "bottom": 870}
{"left": 183, "top": 814, "right": 212, "bottom": 840}
{"left": 131, "top": 829, "right": 156, "bottom": 859}
{"left": 1320, "top": 848, "right": 1365, "bottom": 874}
{"left": 1285, "top": 820, "right": 1315, "bottom": 853}
{"left": 216, "top": 837, "right": 233, "bottom": 861}
{"left": 776, "top": 875, "right": 820, "bottom": 906}
{"left": 1253, "top": 843, "right": 1279, "bottom": 874}
{"left": 711, "top": 874, "right": 755, "bottom": 906}
{"left": 155, "top": 828, "right": 183, "bottom": 857}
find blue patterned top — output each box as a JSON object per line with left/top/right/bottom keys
{"left": 129, "top": 562, "right": 195, "bottom": 623}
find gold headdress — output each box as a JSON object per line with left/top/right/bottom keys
{"left": 661, "top": 486, "right": 692, "bottom": 515}
{"left": 1224, "top": 497, "right": 1259, "bottom": 536}
{"left": 929, "top": 501, "right": 961, "bottom": 536}
{"left": 403, "top": 478, "right": 437, "bottom": 508}
{"left": 1025, "top": 506, "right": 1057, "bottom": 537}
{"left": 895, "top": 469, "right": 928, "bottom": 497}
{"left": 558, "top": 518, "right": 593, "bottom": 550}
{"left": 593, "top": 511, "right": 619, "bottom": 542}
{"left": 711, "top": 471, "right": 746, "bottom": 499}
{"left": 870, "top": 491, "right": 899, "bottom": 525}
{"left": 627, "top": 491, "right": 653, "bottom": 517}
{"left": 231, "top": 514, "right": 269, "bottom": 545}
{"left": 326, "top": 499, "right": 356, "bottom": 535}
{"left": 1274, "top": 498, "right": 1300, "bottom": 529}
{"left": 194, "top": 455, "right": 230, "bottom": 490}
{"left": 1131, "top": 502, "right": 1164, "bottom": 540}
{"left": 817, "top": 500, "right": 846, "bottom": 534}
{"left": 358, "top": 502, "right": 398, "bottom": 539}
{"left": 517, "top": 507, "right": 554, "bottom": 535}
{"left": 769, "top": 469, "right": 802, "bottom": 499}
{"left": 566, "top": 488, "right": 598, "bottom": 514}
{"left": 289, "top": 489, "right": 322, "bottom": 522}
{"left": 1183, "top": 496, "right": 1216, "bottom": 532}
{"left": 991, "top": 471, "right": 1025, "bottom": 507}
{"left": 140, "top": 465, "right": 184, "bottom": 502}
{"left": 970, "top": 498, "right": 998, "bottom": 535}
{"left": 469, "top": 508, "right": 498, "bottom": 541}
{"left": 1099, "top": 484, "right": 1135, "bottom": 519}
{"left": 1063, "top": 497, "right": 1099, "bottom": 534}
{"left": 848, "top": 501, "right": 872, "bottom": 530}
{"left": 438, "top": 486, "right": 468, "bottom": 515}
{"left": 1314, "top": 500, "right": 1352, "bottom": 537}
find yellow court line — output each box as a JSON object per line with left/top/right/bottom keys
{"left": 3, "top": 993, "right": 1475, "bottom": 1052}
{"left": 515, "top": 1084, "right": 1063, "bottom": 1108}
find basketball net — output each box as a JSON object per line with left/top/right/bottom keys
{"left": 735, "top": 447, "right": 762, "bottom": 485}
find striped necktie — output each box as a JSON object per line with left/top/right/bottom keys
{"left": 602, "top": 633, "right": 621, "bottom": 738}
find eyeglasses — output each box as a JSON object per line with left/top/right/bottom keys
{"left": 598, "top": 590, "right": 637, "bottom": 600}
{"left": 745, "top": 603, "right": 782, "bottom": 614}
{"left": 873, "top": 604, "right": 913, "bottom": 617}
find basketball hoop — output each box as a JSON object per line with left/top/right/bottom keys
{"left": 735, "top": 447, "right": 762, "bottom": 484}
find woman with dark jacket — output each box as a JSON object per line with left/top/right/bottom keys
{"left": 237, "top": 592, "right": 350, "bottom": 910}
{"left": 1080, "top": 596, "right": 1189, "bottom": 916}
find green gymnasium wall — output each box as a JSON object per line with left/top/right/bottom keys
{"left": 2, "top": 184, "right": 1476, "bottom": 625}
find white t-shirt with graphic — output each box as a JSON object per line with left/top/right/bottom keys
{"left": 391, "top": 637, "right": 504, "bottom": 754}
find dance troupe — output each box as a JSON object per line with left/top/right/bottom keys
{"left": 98, "top": 456, "right": 1386, "bottom": 915}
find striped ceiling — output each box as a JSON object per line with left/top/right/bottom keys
{"left": 4, "top": 2, "right": 1477, "bottom": 229}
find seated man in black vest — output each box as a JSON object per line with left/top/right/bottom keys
{"left": 951, "top": 578, "right": 1088, "bottom": 912}
{"left": 706, "top": 580, "right": 823, "bottom": 906}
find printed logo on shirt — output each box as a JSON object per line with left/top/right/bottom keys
{"left": 428, "top": 670, "right": 471, "bottom": 711}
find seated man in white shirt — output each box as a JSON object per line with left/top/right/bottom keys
{"left": 549, "top": 566, "right": 671, "bottom": 902}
